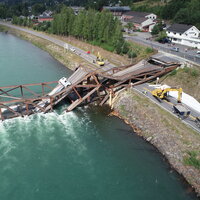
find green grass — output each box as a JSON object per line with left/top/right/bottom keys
{"left": 180, "top": 66, "right": 200, "bottom": 77}
{"left": 119, "top": 104, "right": 129, "bottom": 117}
{"left": 127, "top": 41, "right": 156, "bottom": 60}
{"left": 169, "top": 69, "right": 177, "bottom": 76}
{"left": 89, "top": 40, "right": 115, "bottom": 52}
{"left": 0, "top": 25, "right": 9, "bottom": 32}
{"left": 184, "top": 151, "right": 200, "bottom": 170}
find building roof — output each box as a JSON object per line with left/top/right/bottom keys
{"left": 123, "top": 11, "right": 152, "bottom": 17}
{"left": 126, "top": 16, "right": 146, "bottom": 24}
{"left": 167, "top": 23, "right": 193, "bottom": 33}
{"left": 70, "top": 6, "right": 85, "bottom": 10}
{"left": 103, "top": 6, "right": 131, "bottom": 12}
{"left": 38, "top": 16, "right": 53, "bottom": 19}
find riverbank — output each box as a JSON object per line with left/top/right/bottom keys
{"left": 0, "top": 25, "right": 88, "bottom": 71}
{"left": 112, "top": 88, "right": 200, "bottom": 196}
{"left": 1, "top": 24, "right": 200, "bottom": 197}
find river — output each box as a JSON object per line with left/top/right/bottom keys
{"left": 0, "top": 32, "right": 198, "bottom": 200}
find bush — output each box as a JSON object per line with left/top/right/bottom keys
{"left": 128, "top": 50, "right": 137, "bottom": 58}
{"left": 122, "top": 42, "right": 130, "bottom": 54}
{"left": 183, "top": 66, "right": 190, "bottom": 73}
{"left": 170, "top": 69, "right": 177, "bottom": 76}
{"left": 191, "top": 69, "right": 199, "bottom": 77}
{"left": 151, "top": 25, "right": 160, "bottom": 35}
{"left": 145, "top": 47, "right": 154, "bottom": 54}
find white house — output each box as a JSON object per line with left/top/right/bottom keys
{"left": 167, "top": 24, "right": 200, "bottom": 49}
{"left": 122, "top": 11, "right": 157, "bottom": 32}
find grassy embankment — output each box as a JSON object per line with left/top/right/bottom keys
{"left": 51, "top": 34, "right": 155, "bottom": 66}
{"left": 0, "top": 24, "right": 155, "bottom": 70}
{"left": 113, "top": 88, "right": 200, "bottom": 195}
{"left": 159, "top": 66, "right": 200, "bottom": 102}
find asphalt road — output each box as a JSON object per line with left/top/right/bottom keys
{"left": 134, "top": 83, "right": 200, "bottom": 133}
{"left": 125, "top": 34, "right": 200, "bottom": 65}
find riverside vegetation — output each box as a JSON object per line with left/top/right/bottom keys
{"left": 11, "top": 7, "right": 155, "bottom": 59}
{"left": 0, "top": 22, "right": 154, "bottom": 68}
{"left": 12, "top": 8, "right": 136, "bottom": 57}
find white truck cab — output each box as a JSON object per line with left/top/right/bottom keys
{"left": 59, "top": 77, "right": 71, "bottom": 87}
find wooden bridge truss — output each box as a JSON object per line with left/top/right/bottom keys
{"left": 0, "top": 58, "right": 180, "bottom": 121}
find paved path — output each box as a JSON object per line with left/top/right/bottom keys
{"left": 0, "top": 21, "right": 116, "bottom": 71}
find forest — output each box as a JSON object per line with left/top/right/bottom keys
{"left": 2, "top": 0, "right": 200, "bottom": 29}
{"left": 0, "top": 0, "right": 139, "bottom": 18}
{"left": 132, "top": 0, "right": 200, "bottom": 29}
{"left": 12, "top": 7, "right": 131, "bottom": 55}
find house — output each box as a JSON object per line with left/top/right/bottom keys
{"left": 103, "top": 6, "right": 131, "bottom": 17}
{"left": 167, "top": 24, "right": 200, "bottom": 49}
{"left": 42, "top": 10, "right": 53, "bottom": 17}
{"left": 122, "top": 11, "right": 157, "bottom": 32}
{"left": 38, "top": 15, "right": 53, "bottom": 23}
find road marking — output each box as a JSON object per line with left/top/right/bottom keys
{"left": 143, "top": 87, "right": 151, "bottom": 92}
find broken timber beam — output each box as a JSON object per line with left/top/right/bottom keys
{"left": 66, "top": 86, "right": 100, "bottom": 112}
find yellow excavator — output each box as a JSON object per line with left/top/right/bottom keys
{"left": 96, "top": 52, "right": 105, "bottom": 66}
{"left": 151, "top": 87, "right": 183, "bottom": 103}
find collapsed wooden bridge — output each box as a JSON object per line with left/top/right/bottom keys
{"left": 0, "top": 57, "right": 180, "bottom": 120}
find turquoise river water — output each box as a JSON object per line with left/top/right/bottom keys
{"left": 0, "top": 32, "right": 198, "bottom": 200}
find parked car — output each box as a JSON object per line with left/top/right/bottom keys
{"left": 171, "top": 47, "right": 179, "bottom": 52}
{"left": 195, "top": 54, "right": 200, "bottom": 59}
{"left": 197, "top": 50, "right": 200, "bottom": 54}
{"left": 158, "top": 38, "right": 170, "bottom": 44}
{"left": 70, "top": 47, "right": 76, "bottom": 52}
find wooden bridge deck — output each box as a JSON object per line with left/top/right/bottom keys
{"left": 0, "top": 57, "right": 180, "bottom": 121}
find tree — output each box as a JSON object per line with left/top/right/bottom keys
{"left": 151, "top": 25, "right": 160, "bottom": 35}
{"left": 51, "top": 7, "right": 128, "bottom": 54}
{"left": 151, "top": 22, "right": 163, "bottom": 35}
{"left": 156, "top": 31, "right": 167, "bottom": 42}
{"left": 32, "top": 3, "right": 46, "bottom": 15}
{"left": 126, "top": 22, "right": 133, "bottom": 32}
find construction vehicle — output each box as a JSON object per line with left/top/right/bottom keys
{"left": 151, "top": 87, "right": 183, "bottom": 103}
{"left": 195, "top": 117, "right": 200, "bottom": 128}
{"left": 96, "top": 52, "right": 105, "bottom": 66}
{"left": 173, "top": 104, "right": 190, "bottom": 119}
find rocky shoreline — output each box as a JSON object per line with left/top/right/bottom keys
{"left": 111, "top": 88, "right": 200, "bottom": 197}
{"left": 1, "top": 25, "right": 200, "bottom": 198}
